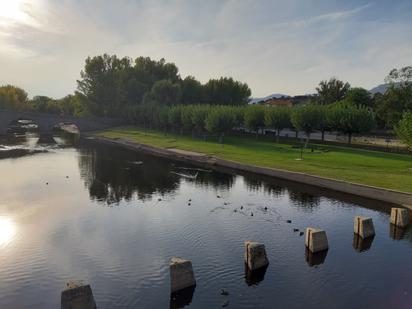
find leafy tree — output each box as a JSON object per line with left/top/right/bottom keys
{"left": 395, "top": 112, "right": 412, "bottom": 149}
{"left": 375, "top": 83, "right": 412, "bottom": 128}
{"left": 204, "top": 77, "right": 251, "bottom": 106}
{"left": 244, "top": 105, "right": 265, "bottom": 137}
{"left": 264, "top": 106, "right": 291, "bottom": 142}
{"left": 344, "top": 87, "right": 373, "bottom": 108}
{"left": 205, "top": 106, "right": 236, "bottom": 143}
{"left": 316, "top": 77, "right": 350, "bottom": 105}
{"left": 291, "top": 104, "right": 324, "bottom": 146}
{"left": 191, "top": 105, "right": 211, "bottom": 135}
{"left": 168, "top": 105, "right": 183, "bottom": 133}
{"left": 181, "top": 76, "right": 204, "bottom": 104}
{"left": 385, "top": 66, "right": 412, "bottom": 84}
{"left": 0, "top": 85, "right": 28, "bottom": 111}
{"left": 147, "top": 79, "right": 182, "bottom": 106}
{"left": 328, "top": 103, "right": 375, "bottom": 143}
{"left": 77, "top": 54, "right": 132, "bottom": 116}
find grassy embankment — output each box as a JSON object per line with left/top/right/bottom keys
{"left": 97, "top": 127, "right": 412, "bottom": 193}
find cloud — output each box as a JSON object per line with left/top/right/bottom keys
{"left": 0, "top": 0, "right": 411, "bottom": 98}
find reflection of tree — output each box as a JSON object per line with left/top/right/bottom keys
{"left": 78, "top": 142, "right": 181, "bottom": 204}
{"left": 243, "top": 177, "right": 284, "bottom": 198}
{"left": 190, "top": 169, "right": 234, "bottom": 190}
{"left": 288, "top": 191, "right": 321, "bottom": 210}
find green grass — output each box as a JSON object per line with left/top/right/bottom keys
{"left": 97, "top": 127, "right": 412, "bottom": 193}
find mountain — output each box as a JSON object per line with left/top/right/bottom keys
{"left": 249, "top": 93, "right": 290, "bottom": 104}
{"left": 369, "top": 82, "right": 401, "bottom": 94}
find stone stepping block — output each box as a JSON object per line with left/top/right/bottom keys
{"left": 244, "top": 241, "right": 269, "bottom": 271}
{"left": 305, "top": 228, "right": 328, "bottom": 253}
{"left": 354, "top": 216, "right": 375, "bottom": 238}
{"left": 61, "top": 281, "right": 97, "bottom": 309}
{"left": 170, "top": 257, "right": 196, "bottom": 293}
{"left": 390, "top": 208, "right": 409, "bottom": 228}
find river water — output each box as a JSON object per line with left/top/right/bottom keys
{"left": 0, "top": 133, "right": 411, "bottom": 308}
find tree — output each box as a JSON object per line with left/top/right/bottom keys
{"left": 385, "top": 66, "right": 412, "bottom": 84}
{"left": 147, "top": 80, "right": 182, "bottom": 106}
{"left": 291, "top": 104, "right": 324, "bottom": 146}
{"left": 0, "top": 85, "right": 28, "bottom": 111}
{"left": 375, "top": 83, "right": 412, "bottom": 128}
{"left": 344, "top": 88, "right": 373, "bottom": 108}
{"left": 77, "top": 54, "right": 132, "bottom": 116}
{"left": 168, "top": 105, "right": 183, "bottom": 133}
{"left": 191, "top": 105, "right": 211, "bottom": 135}
{"left": 328, "top": 103, "right": 375, "bottom": 143}
{"left": 264, "top": 106, "right": 291, "bottom": 142}
{"left": 394, "top": 112, "right": 412, "bottom": 149}
{"left": 316, "top": 77, "right": 350, "bottom": 105}
{"left": 204, "top": 77, "right": 251, "bottom": 106}
{"left": 244, "top": 105, "right": 265, "bottom": 137}
{"left": 205, "top": 106, "right": 236, "bottom": 143}
{"left": 181, "top": 76, "right": 204, "bottom": 105}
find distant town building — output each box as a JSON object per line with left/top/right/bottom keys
{"left": 251, "top": 95, "right": 313, "bottom": 107}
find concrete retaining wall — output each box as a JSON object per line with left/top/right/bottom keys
{"left": 91, "top": 136, "right": 412, "bottom": 208}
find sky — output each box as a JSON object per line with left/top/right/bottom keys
{"left": 0, "top": 0, "right": 411, "bottom": 99}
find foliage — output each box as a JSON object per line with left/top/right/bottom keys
{"left": 375, "top": 83, "right": 412, "bottom": 128}
{"left": 385, "top": 66, "right": 412, "bottom": 84}
{"left": 205, "top": 106, "right": 236, "bottom": 142}
{"left": 0, "top": 85, "right": 28, "bottom": 111}
{"left": 328, "top": 102, "right": 375, "bottom": 143}
{"left": 244, "top": 105, "right": 265, "bottom": 135}
{"left": 395, "top": 112, "right": 412, "bottom": 149}
{"left": 315, "top": 77, "right": 350, "bottom": 105}
{"left": 264, "top": 106, "right": 291, "bottom": 141}
{"left": 291, "top": 104, "right": 324, "bottom": 145}
{"left": 146, "top": 79, "right": 182, "bottom": 106}
{"left": 344, "top": 88, "right": 373, "bottom": 108}
{"left": 204, "top": 77, "right": 251, "bottom": 106}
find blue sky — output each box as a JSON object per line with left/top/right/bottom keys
{"left": 0, "top": 0, "right": 411, "bottom": 98}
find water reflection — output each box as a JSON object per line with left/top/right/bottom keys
{"left": 389, "top": 224, "right": 406, "bottom": 240}
{"left": 352, "top": 234, "right": 374, "bottom": 252}
{"left": 289, "top": 192, "right": 321, "bottom": 210}
{"left": 77, "top": 141, "right": 238, "bottom": 205}
{"left": 244, "top": 264, "right": 268, "bottom": 286}
{"left": 0, "top": 217, "right": 16, "bottom": 248}
{"left": 170, "top": 286, "right": 196, "bottom": 309}
{"left": 305, "top": 248, "right": 328, "bottom": 267}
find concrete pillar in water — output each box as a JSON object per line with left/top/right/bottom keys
{"left": 354, "top": 216, "right": 375, "bottom": 238}
{"left": 244, "top": 241, "right": 269, "bottom": 271}
{"left": 170, "top": 257, "right": 196, "bottom": 293}
{"left": 61, "top": 281, "right": 96, "bottom": 309}
{"left": 390, "top": 208, "right": 409, "bottom": 228}
{"left": 305, "top": 228, "right": 328, "bottom": 253}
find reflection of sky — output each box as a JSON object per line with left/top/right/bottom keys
{"left": 0, "top": 217, "right": 16, "bottom": 247}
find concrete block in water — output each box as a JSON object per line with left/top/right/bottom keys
{"left": 305, "top": 228, "right": 328, "bottom": 253}
{"left": 170, "top": 257, "right": 196, "bottom": 293}
{"left": 61, "top": 281, "right": 96, "bottom": 309}
{"left": 354, "top": 216, "right": 375, "bottom": 238}
{"left": 244, "top": 241, "right": 269, "bottom": 271}
{"left": 390, "top": 208, "right": 409, "bottom": 228}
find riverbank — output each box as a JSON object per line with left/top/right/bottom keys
{"left": 94, "top": 127, "right": 412, "bottom": 207}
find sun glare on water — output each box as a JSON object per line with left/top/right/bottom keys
{"left": 0, "top": 217, "right": 16, "bottom": 247}
{"left": 0, "top": 0, "right": 29, "bottom": 24}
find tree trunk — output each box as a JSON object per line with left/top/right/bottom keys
{"left": 277, "top": 129, "right": 280, "bottom": 143}
{"left": 304, "top": 133, "right": 310, "bottom": 148}
{"left": 321, "top": 129, "right": 325, "bottom": 141}
{"left": 219, "top": 133, "right": 224, "bottom": 144}
{"left": 348, "top": 132, "right": 352, "bottom": 144}
{"left": 295, "top": 130, "right": 298, "bottom": 138}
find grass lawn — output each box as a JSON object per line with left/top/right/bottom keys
{"left": 97, "top": 127, "right": 412, "bottom": 194}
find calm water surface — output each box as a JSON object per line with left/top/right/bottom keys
{"left": 0, "top": 133, "right": 412, "bottom": 309}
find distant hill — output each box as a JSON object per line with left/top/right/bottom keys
{"left": 249, "top": 93, "right": 290, "bottom": 104}
{"left": 369, "top": 82, "right": 401, "bottom": 94}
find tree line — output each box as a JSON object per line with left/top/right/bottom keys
{"left": 0, "top": 56, "right": 411, "bottom": 148}
{"left": 125, "top": 101, "right": 375, "bottom": 145}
